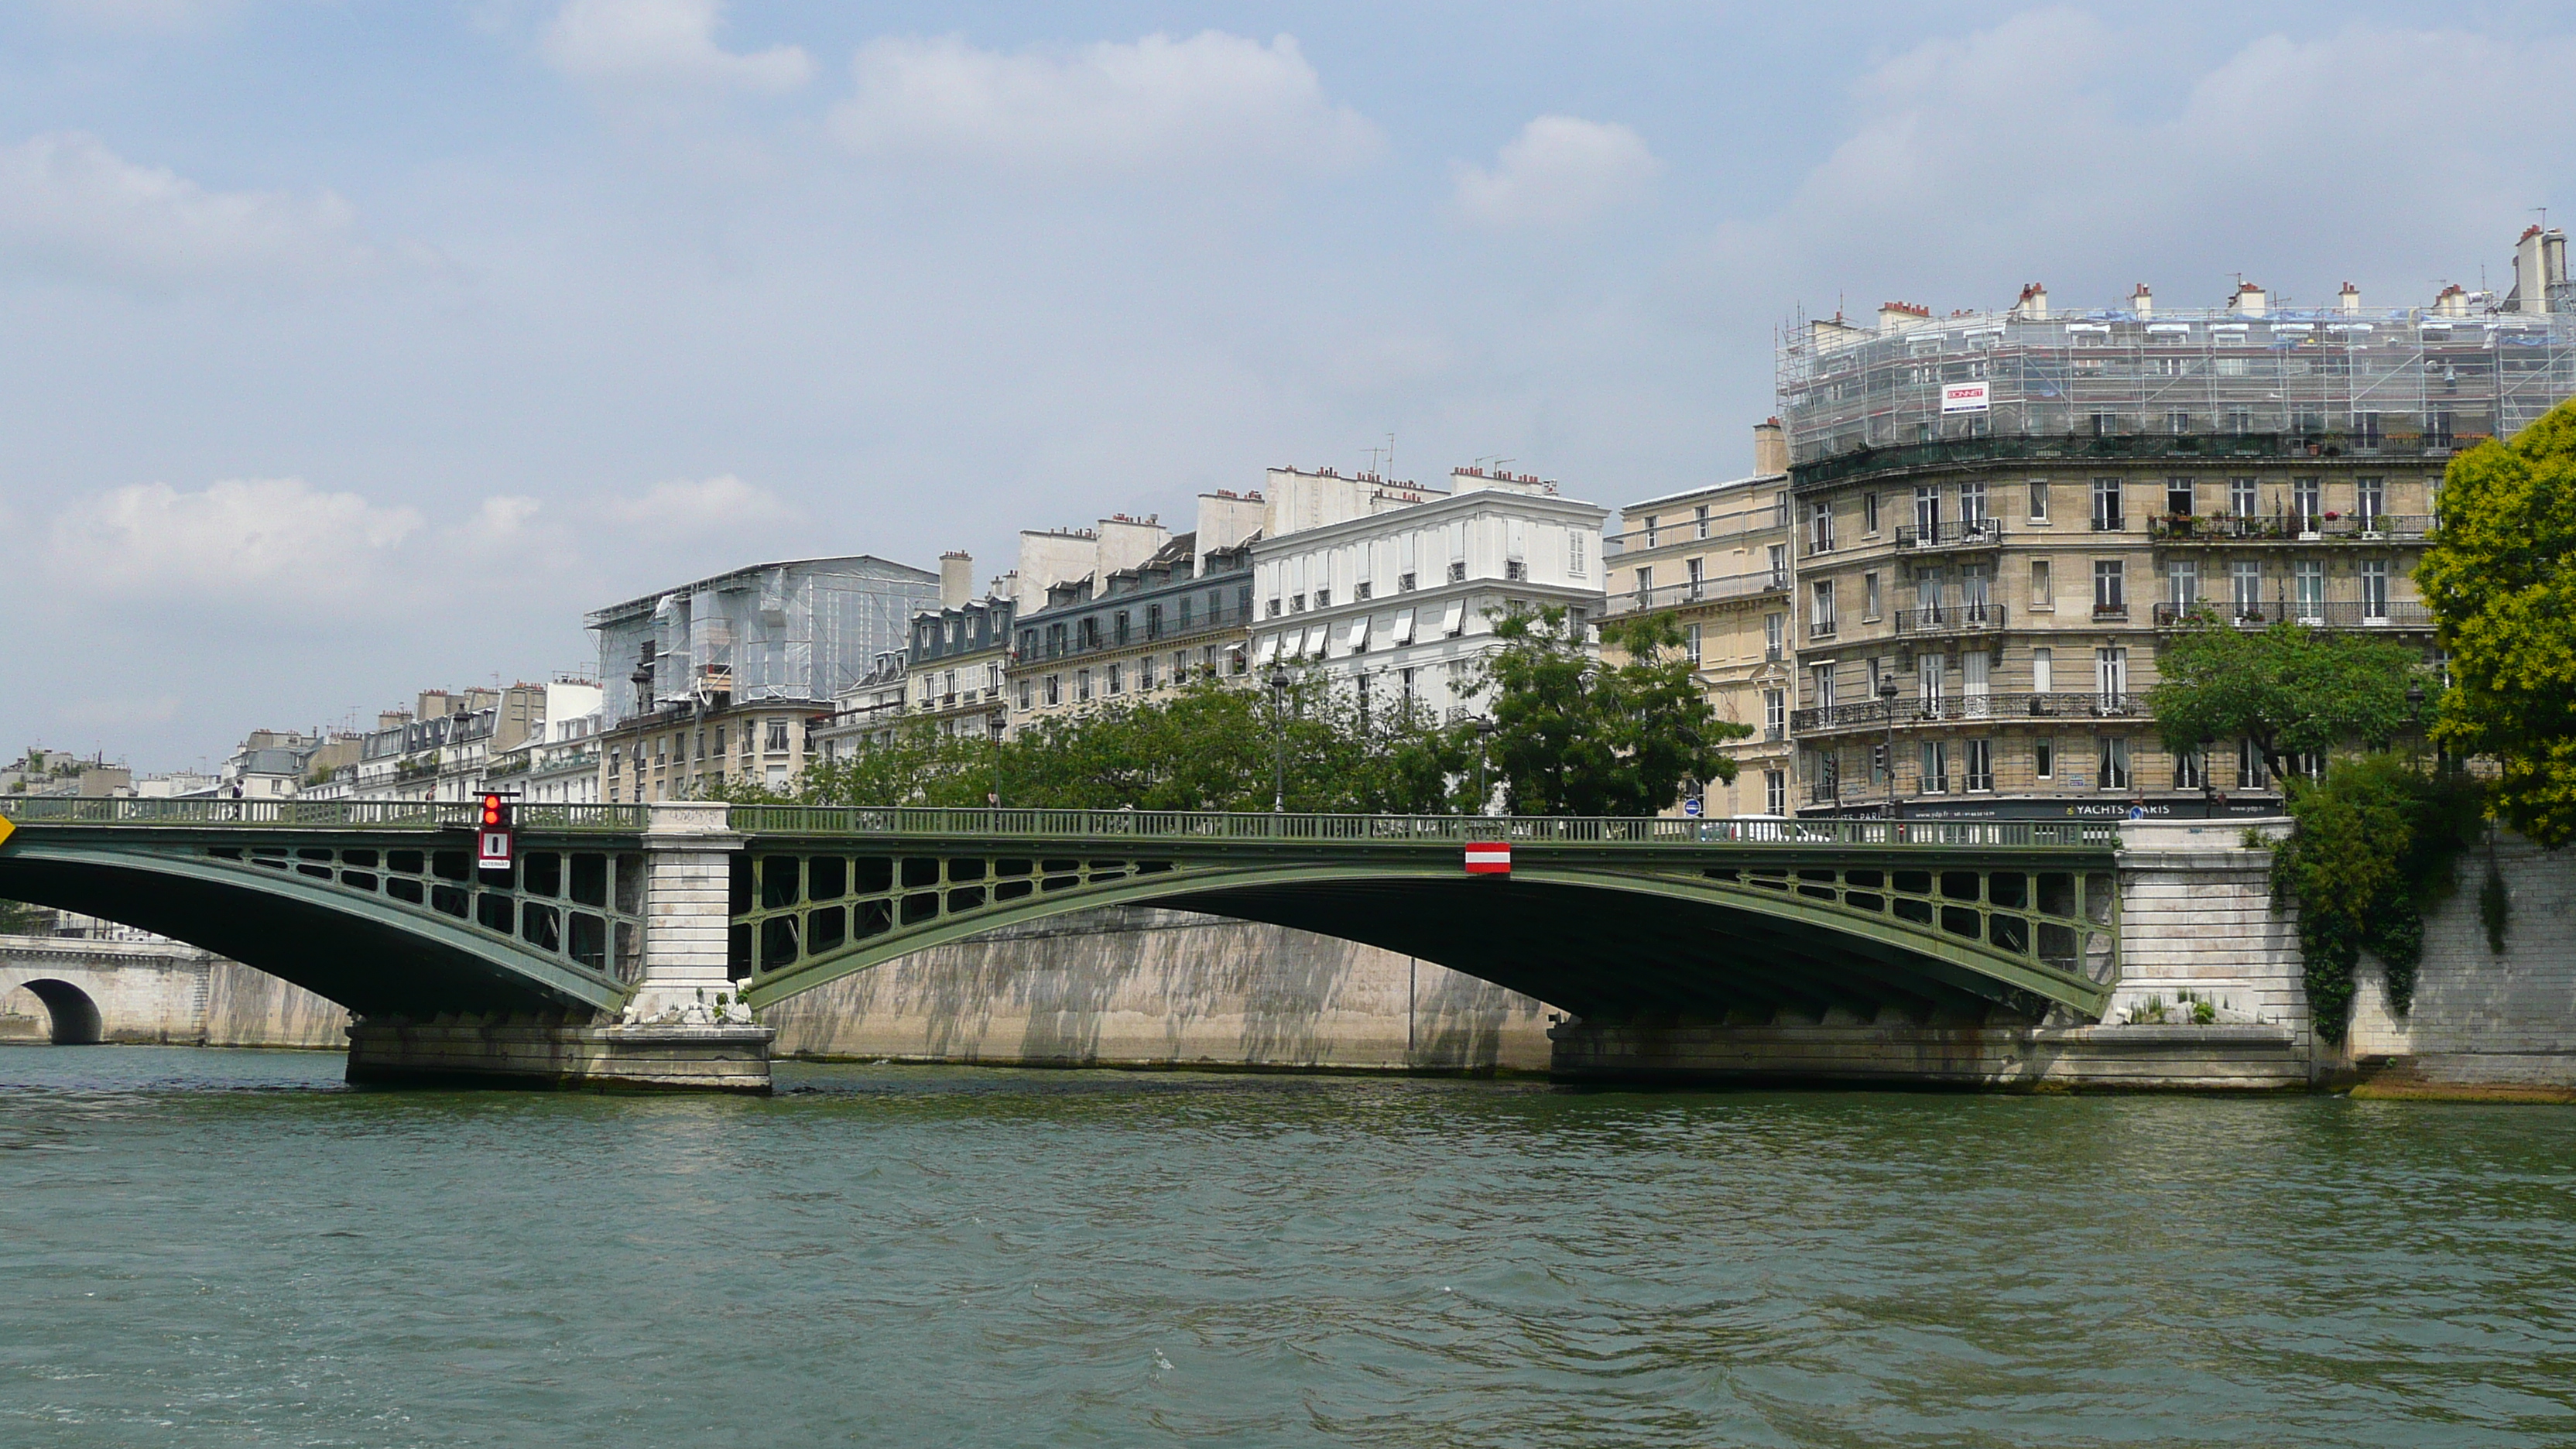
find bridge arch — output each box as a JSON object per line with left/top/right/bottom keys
{"left": 0, "top": 834, "right": 635, "bottom": 1020}
{"left": 9, "top": 978, "right": 103, "bottom": 1044}
{"left": 733, "top": 848, "right": 2117, "bottom": 1026}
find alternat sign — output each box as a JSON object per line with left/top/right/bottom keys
{"left": 1941, "top": 380, "right": 1992, "bottom": 414}
{"left": 1464, "top": 841, "right": 1512, "bottom": 875}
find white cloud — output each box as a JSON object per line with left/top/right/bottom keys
{"left": 601, "top": 474, "right": 795, "bottom": 532}
{"left": 46, "top": 478, "right": 423, "bottom": 604}
{"left": 1721, "top": 11, "right": 2576, "bottom": 310}
{"left": 1453, "top": 116, "right": 1660, "bottom": 231}
{"left": 543, "top": 0, "right": 811, "bottom": 92}
{"left": 827, "top": 31, "right": 1376, "bottom": 176}
{"left": 0, "top": 132, "right": 376, "bottom": 289}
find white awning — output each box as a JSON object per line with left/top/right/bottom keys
{"left": 1255, "top": 633, "right": 1279, "bottom": 665}
{"left": 1439, "top": 600, "right": 1465, "bottom": 637}
{"left": 1300, "top": 625, "right": 1322, "bottom": 659}
{"left": 1345, "top": 617, "right": 1370, "bottom": 653}
{"left": 1392, "top": 607, "right": 1416, "bottom": 645}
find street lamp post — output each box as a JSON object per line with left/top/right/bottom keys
{"left": 1475, "top": 718, "right": 1498, "bottom": 817}
{"left": 2406, "top": 682, "right": 2428, "bottom": 769}
{"left": 987, "top": 711, "right": 1005, "bottom": 811}
{"left": 1268, "top": 664, "right": 1293, "bottom": 813}
{"left": 1878, "top": 676, "right": 1900, "bottom": 827}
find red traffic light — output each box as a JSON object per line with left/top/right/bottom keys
{"left": 481, "top": 793, "right": 505, "bottom": 827}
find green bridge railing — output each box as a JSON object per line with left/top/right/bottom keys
{"left": 729, "top": 806, "right": 2119, "bottom": 850}
{"left": 0, "top": 798, "right": 648, "bottom": 832}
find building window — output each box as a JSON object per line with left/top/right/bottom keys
{"left": 1920, "top": 740, "right": 1949, "bottom": 794}
{"left": 1864, "top": 492, "right": 1880, "bottom": 533}
{"left": 1764, "top": 769, "right": 1786, "bottom": 817}
{"left": 1642, "top": 516, "right": 1660, "bottom": 548}
{"left": 1810, "top": 580, "right": 1837, "bottom": 637}
{"left": 1017, "top": 680, "right": 1033, "bottom": 711}
{"left": 2355, "top": 411, "right": 2382, "bottom": 450}
{"left": 2238, "top": 739, "right": 2269, "bottom": 791}
{"left": 2097, "top": 737, "right": 2130, "bottom": 790}
{"left": 2175, "top": 746, "right": 2204, "bottom": 790}
{"left": 1913, "top": 484, "right": 1939, "bottom": 539}
{"left": 2166, "top": 409, "right": 2191, "bottom": 435}
{"left": 2167, "top": 558, "right": 2199, "bottom": 608}
{"left": 2231, "top": 477, "right": 2258, "bottom": 518}
{"left": 2166, "top": 478, "right": 2194, "bottom": 516}
{"left": 765, "top": 720, "right": 790, "bottom": 752}
{"left": 1685, "top": 623, "right": 1703, "bottom": 666}
{"left": 2295, "top": 560, "right": 2325, "bottom": 622}
{"left": 2091, "top": 478, "right": 2122, "bottom": 531}
{"left": 2030, "top": 559, "right": 2052, "bottom": 610}
{"left": 1290, "top": 594, "right": 1306, "bottom": 613}
{"left": 2355, "top": 478, "right": 2384, "bottom": 529}
{"left": 1635, "top": 567, "right": 1653, "bottom": 597}
{"left": 2093, "top": 559, "right": 2126, "bottom": 617}
{"left": 1810, "top": 663, "right": 1836, "bottom": 711}
{"left": 2034, "top": 737, "right": 2055, "bottom": 779}
{"left": 1764, "top": 612, "right": 1784, "bottom": 659}
{"left": 2427, "top": 412, "right": 2455, "bottom": 450}
{"left": 1314, "top": 587, "right": 1331, "bottom": 609}
{"left": 1960, "top": 479, "right": 1987, "bottom": 526}
{"left": 1504, "top": 560, "right": 1527, "bottom": 581}
{"left": 1864, "top": 572, "right": 1881, "bottom": 619}
{"left": 1077, "top": 670, "right": 1092, "bottom": 701}
{"left": 2362, "top": 560, "right": 2389, "bottom": 622}
{"left": 2232, "top": 560, "right": 2263, "bottom": 618}
{"left": 2028, "top": 480, "right": 2049, "bottom": 522}
{"left": 1808, "top": 502, "right": 1834, "bottom": 554}
{"left": 1694, "top": 505, "right": 1711, "bottom": 540}
{"left": 1764, "top": 688, "right": 1785, "bottom": 740}
{"left": 1965, "top": 738, "right": 1994, "bottom": 793}
{"left": 1399, "top": 571, "right": 1418, "bottom": 592}
{"left": 2293, "top": 478, "right": 2321, "bottom": 532}
{"left": 1447, "top": 560, "right": 1467, "bottom": 584}
{"left": 1268, "top": 598, "right": 1283, "bottom": 618}
{"left": 1045, "top": 675, "right": 1062, "bottom": 707}
{"left": 1766, "top": 543, "right": 1787, "bottom": 588}
{"left": 1146, "top": 605, "right": 1163, "bottom": 639}
{"left": 1106, "top": 664, "right": 1123, "bottom": 695}
{"left": 1567, "top": 532, "right": 1585, "bottom": 577}
{"left": 2095, "top": 646, "right": 2129, "bottom": 701}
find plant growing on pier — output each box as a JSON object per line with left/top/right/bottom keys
{"left": 2266, "top": 755, "right": 2484, "bottom": 1042}
{"left": 2419, "top": 398, "right": 2576, "bottom": 847}
{"left": 2148, "top": 618, "right": 2427, "bottom": 785}
{"left": 1460, "top": 606, "right": 1750, "bottom": 817}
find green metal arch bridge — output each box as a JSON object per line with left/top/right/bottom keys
{"left": 0, "top": 800, "right": 2122, "bottom": 1028}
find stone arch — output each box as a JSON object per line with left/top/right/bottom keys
{"left": 14, "top": 978, "right": 103, "bottom": 1044}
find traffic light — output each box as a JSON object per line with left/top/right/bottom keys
{"left": 476, "top": 793, "right": 514, "bottom": 871}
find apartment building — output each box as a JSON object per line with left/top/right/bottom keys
{"left": 1248, "top": 467, "right": 1608, "bottom": 721}
{"left": 1600, "top": 422, "right": 1797, "bottom": 817}
{"left": 1009, "top": 493, "right": 1265, "bottom": 724}
{"left": 1780, "top": 228, "right": 2575, "bottom": 820}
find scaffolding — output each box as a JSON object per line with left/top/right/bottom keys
{"left": 1777, "top": 296, "right": 2576, "bottom": 469}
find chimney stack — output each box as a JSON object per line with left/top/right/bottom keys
{"left": 1876, "top": 300, "right": 1930, "bottom": 334}
{"left": 939, "top": 551, "right": 973, "bottom": 610}
{"left": 2129, "top": 283, "right": 2152, "bottom": 319}
{"left": 2228, "top": 280, "right": 2267, "bottom": 317}
{"left": 2009, "top": 282, "right": 2049, "bottom": 320}
{"left": 1752, "top": 417, "right": 1788, "bottom": 477}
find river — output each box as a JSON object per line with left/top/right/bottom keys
{"left": 3, "top": 1047, "right": 2573, "bottom": 1447}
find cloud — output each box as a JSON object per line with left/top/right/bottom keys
{"left": 1718, "top": 11, "right": 2576, "bottom": 312}
{"left": 45, "top": 478, "right": 423, "bottom": 605}
{"left": 601, "top": 474, "right": 796, "bottom": 532}
{"left": 1453, "top": 116, "right": 1660, "bottom": 231}
{"left": 543, "top": 0, "right": 812, "bottom": 92}
{"left": 0, "top": 132, "right": 377, "bottom": 289}
{"left": 827, "top": 31, "right": 1376, "bottom": 176}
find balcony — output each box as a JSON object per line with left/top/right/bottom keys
{"left": 1790, "top": 692, "right": 2147, "bottom": 734}
{"left": 1601, "top": 572, "right": 1791, "bottom": 618}
{"left": 2150, "top": 513, "right": 2436, "bottom": 544}
{"left": 2091, "top": 603, "right": 2129, "bottom": 622}
{"left": 1891, "top": 602, "right": 2007, "bottom": 638}
{"left": 1807, "top": 618, "right": 1839, "bottom": 640}
{"left": 2152, "top": 599, "right": 2434, "bottom": 630}
{"left": 1895, "top": 518, "right": 2005, "bottom": 552}
{"left": 1790, "top": 430, "right": 2486, "bottom": 491}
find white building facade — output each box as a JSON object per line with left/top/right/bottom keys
{"left": 1249, "top": 471, "right": 1608, "bottom": 721}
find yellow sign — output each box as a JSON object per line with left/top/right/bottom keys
{"left": 0, "top": 814, "right": 14, "bottom": 848}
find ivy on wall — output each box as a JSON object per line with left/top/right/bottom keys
{"left": 2267, "top": 756, "right": 2486, "bottom": 1043}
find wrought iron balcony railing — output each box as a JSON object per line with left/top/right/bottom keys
{"left": 1892, "top": 603, "right": 2007, "bottom": 637}
{"left": 1895, "top": 519, "right": 2005, "bottom": 550}
{"left": 1790, "top": 691, "right": 2147, "bottom": 733}
{"left": 1601, "top": 572, "right": 1790, "bottom": 618}
{"left": 2149, "top": 514, "right": 2436, "bottom": 543}
{"left": 2152, "top": 600, "right": 2434, "bottom": 629}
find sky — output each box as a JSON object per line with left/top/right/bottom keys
{"left": 2, "top": 0, "right": 2573, "bottom": 772}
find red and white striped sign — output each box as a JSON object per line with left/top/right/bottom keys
{"left": 1464, "top": 841, "right": 1512, "bottom": 875}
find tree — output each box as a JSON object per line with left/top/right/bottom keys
{"left": 2417, "top": 398, "right": 2576, "bottom": 846}
{"left": 0, "top": 899, "right": 51, "bottom": 934}
{"left": 2147, "top": 615, "right": 2427, "bottom": 784}
{"left": 1461, "top": 606, "right": 1750, "bottom": 817}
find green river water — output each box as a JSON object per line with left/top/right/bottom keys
{"left": 3, "top": 1046, "right": 2574, "bottom": 1447}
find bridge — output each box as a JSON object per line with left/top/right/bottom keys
{"left": 0, "top": 797, "right": 2128, "bottom": 1090}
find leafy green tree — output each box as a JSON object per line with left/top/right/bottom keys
{"left": 2418, "top": 398, "right": 2576, "bottom": 846}
{"left": 0, "top": 899, "right": 51, "bottom": 934}
{"left": 2147, "top": 616, "right": 2427, "bottom": 784}
{"left": 1461, "top": 605, "right": 1749, "bottom": 816}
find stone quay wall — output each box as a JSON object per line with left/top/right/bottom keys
{"left": 762, "top": 906, "right": 1558, "bottom": 1074}
{"left": 2348, "top": 831, "right": 2576, "bottom": 1095}
{"left": 0, "top": 935, "right": 347, "bottom": 1049}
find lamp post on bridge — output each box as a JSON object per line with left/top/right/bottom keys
{"left": 1268, "top": 664, "right": 1293, "bottom": 813}
{"left": 1879, "top": 675, "right": 1901, "bottom": 830}
{"left": 1475, "top": 718, "right": 1498, "bottom": 817}
{"left": 986, "top": 711, "right": 1005, "bottom": 811}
